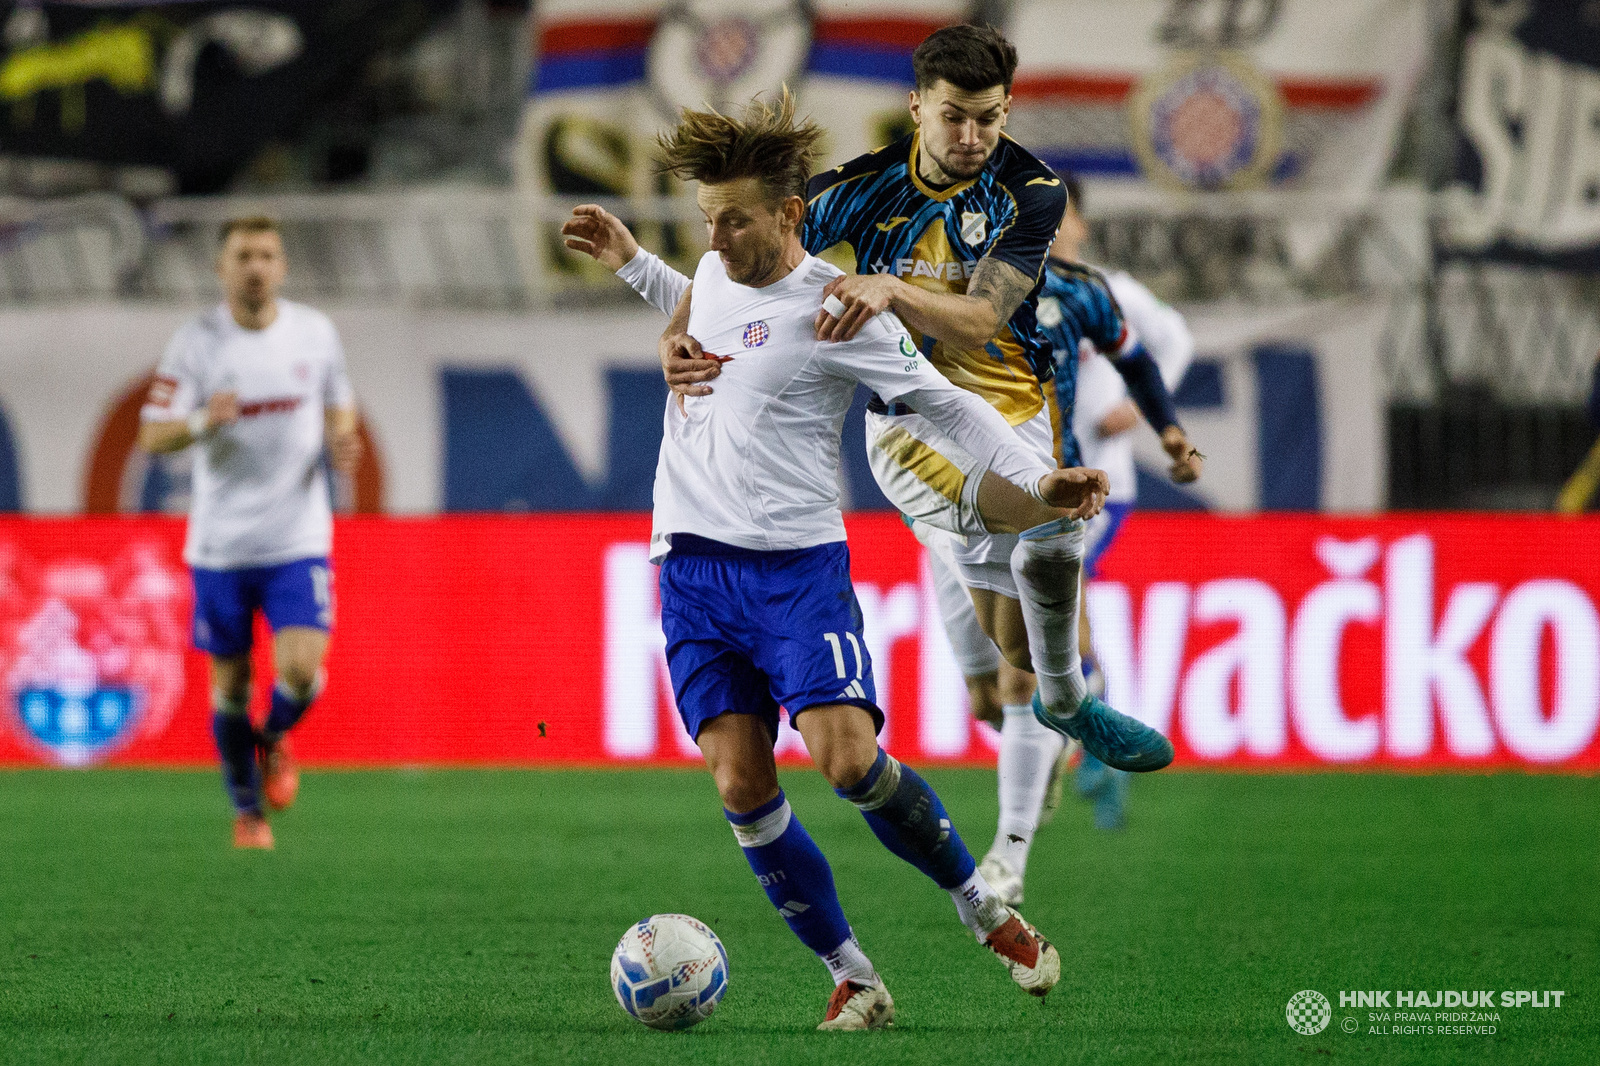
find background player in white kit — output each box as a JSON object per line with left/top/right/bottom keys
{"left": 1055, "top": 173, "right": 1195, "bottom": 830}
{"left": 919, "top": 173, "right": 1198, "bottom": 891}
{"left": 139, "top": 217, "right": 360, "bottom": 850}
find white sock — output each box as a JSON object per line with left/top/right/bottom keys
{"left": 993, "top": 703, "right": 1065, "bottom": 875}
{"left": 949, "top": 869, "right": 1011, "bottom": 941}
{"left": 821, "top": 932, "right": 877, "bottom": 986}
{"left": 1009, "top": 520, "right": 1088, "bottom": 716}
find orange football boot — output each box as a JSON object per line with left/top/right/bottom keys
{"left": 260, "top": 736, "right": 300, "bottom": 811}
{"left": 232, "top": 813, "right": 275, "bottom": 850}
{"left": 817, "top": 979, "right": 894, "bottom": 1030}
{"left": 984, "top": 909, "right": 1061, "bottom": 996}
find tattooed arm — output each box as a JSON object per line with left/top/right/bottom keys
{"left": 816, "top": 168, "right": 1067, "bottom": 346}
{"left": 814, "top": 255, "right": 1036, "bottom": 347}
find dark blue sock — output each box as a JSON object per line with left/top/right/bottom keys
{"left": 212, "top": 711, "right": 261, "bottom": 815}
{"left": 264, "top": 681, "right": 313, "bottom": 737}
{"left": 726, "top": 792, "right": 853, "bottom": 956}
{"left": 836, "top": 749, "right": 976, "bottom": 890}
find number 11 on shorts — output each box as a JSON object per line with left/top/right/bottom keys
{"left": 821, "top": 632, "right": 864, "bottom": 679}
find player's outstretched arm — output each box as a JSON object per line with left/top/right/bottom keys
{"left": 898, "top": 380, "right": 1106, "bottom": 528}
{"left": 1161, "top": 426, "right": 1204, "bottom": 484}
{"left": 563, "top": 204, "right": 692, "bottom": 315}
{"left": 138, "top": 391, "right": 239, "bottom": 453}
{"left": 326, "top": 407, "right": 362, "bottom": 473}
{"left": 561, "top": 205, "right": 639, "bottom": 271}
{"left": 815, "top": 256, "right": 1033, "bottom": 348}
{"left": 1103, "top": 336, "right": 1203, "bottom": 484}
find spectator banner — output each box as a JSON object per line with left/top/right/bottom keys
{"left": 1441, "top": 0, "right": 1600, "bottom": 269}
{"left": 1007, "top": 0, "right": 1427, "bottom": 190}
{"left": 3, "top": 514, "right": 1597, "bottom": 771}
{"left": 0, "top": 300, "right": 1385, "bottom": 518}
{"left": 522, "top": 0, "right": 967, "bottom": 173}
{"left": 518, "top": 0, "right": 968, "bottom": 280}
{"left": 0, "top": 0, "right": 452, "bottom": 190}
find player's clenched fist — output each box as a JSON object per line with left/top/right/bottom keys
{"left": 1160, "top": 426, "right": 1204, "bottom": 484}
{"left": 1037, "top": 466, "right": 1109, "bottom": 520}
{"left": 815, "top": 274, "right": 899, "bottom": 342}
{"left": 660, "top": 332, "right": 726, "bottom": 399}
{"left": 562, "top": 204, "right": 640, "bottom": 272}
{"left": 328, "top": 427, "right": 362, "bottom": 474}
{"left": 205, "top": 390, "right": 241, "bottom": 431}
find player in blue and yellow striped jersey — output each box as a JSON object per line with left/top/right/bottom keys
{"left": 565, "top": 26, "right": 1179, "bottom": 884}
{"left": 802, "top": 126, "right": 1064, "bottom": 430}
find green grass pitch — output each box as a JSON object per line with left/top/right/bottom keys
{"left": 1, "top": 768, "right": 1595, "bottom": 1065}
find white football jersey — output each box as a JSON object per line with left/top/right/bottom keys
{"left": 141, "top": 299, "right": 354, "bottom": 569}
{"left": 1073, "top": 352, "right": 1137, "bottom": 504}
{"left": 651, "top": 252, "right": 1044, "bottom": 560}
{"left": 1104, "top": 270, "right": 1193, "bottom": 391}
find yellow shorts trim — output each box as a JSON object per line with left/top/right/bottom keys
{"left": 876, "top": 424, "right": 966, "bottom": 504}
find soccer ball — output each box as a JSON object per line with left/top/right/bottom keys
{"left": 610, "top": 913, "right": 729, "bottom": 1031}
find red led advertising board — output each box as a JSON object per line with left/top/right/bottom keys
{"left": 2, "top": 515, "right": 1596, "bottom": 770}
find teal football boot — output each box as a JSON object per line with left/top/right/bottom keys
{"left": 1032, "top": 692, "right": 1174, "bottom": 773}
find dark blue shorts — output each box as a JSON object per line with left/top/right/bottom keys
{"left": 658, "top": 535, "right": 882, "bottom": 744}
{"left": 190, "top": 556, "right": 334, "bottom": 657}
{"left": 1084, "top": 503, "right": 1133, "bottom": 578}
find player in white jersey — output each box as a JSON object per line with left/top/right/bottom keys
{"left": 636, "top": 92, "right": 1123, "bottom": 1029}
{"left": 569, "top": 28, "right": 1181, "bottom": 819}
{"left": 139, "top": 217, "right": 360, "bottom": 850}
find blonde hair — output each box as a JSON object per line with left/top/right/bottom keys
{"left": 217, "top": 216, "right": 280, "bottom": 246}
{"left": 656, "top": 88, "right": 822, "bottom": 206}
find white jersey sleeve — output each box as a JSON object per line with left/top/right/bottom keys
{"left": 816, "top": 314, "right": 1052, "bottom": 495}
{"left": 1074, "top": 351, "right": 1129, "bottom": 434}
{"left": 318, "top": 314, "right": 356, "bottom": 409}
{"left": 1074, "top": 353, "right": 1137, "bottom": 504}
{"left": 616, "top": 248, "right": 693, "bottom": 316}
{"left": 1107, "top": 270, "right": 1193, "bottom": 390}
{"left": 141, "top": 320, "right": 209, "bottom": 422}
{"left": 812, "top": 311, "right": 931, "bottom": 403}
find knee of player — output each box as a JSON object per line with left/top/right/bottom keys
{"left": 712, "top": 766, "right": 779, "bottom": 815}
{"left": 277, "top": 662, "right": 320, "bottom": 701}
{"left": 814, "top": 740, "right": 879, "bottom": 793}
{"left": 995, "top": 634, "right": 1033, "bottom": 676}
{"left": 716, "top": 778, "right": 779, "bottom": 815}
{"left": 965, "top": 675, "right": 1003, "bottom": 726}
{"left": 208, "top": 655, "right": 251, "bottom": 702}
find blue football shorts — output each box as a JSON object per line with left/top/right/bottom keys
{"left": 657, "top": 535, "right": 883, "bottom": 743}
{"left": 190, "top": 556, "right": 334, "bottom": 657}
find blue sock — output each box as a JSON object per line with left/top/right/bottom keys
{"left": 211, "top": 711, "right": 261, "bottom": 815}
{"left": 726, "top": 792, "right": 854, "bottom": 958}
{"left": 836, "top": 749, "right": 976, "bottom": 890}
{"left": 264, "top": 680, "right": 314, "bottom": 737}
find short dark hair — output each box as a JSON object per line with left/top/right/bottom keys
{"left": 218, "top": 216, "right": 280, "bottom": 246}
{"left": 655, "top": 88, "right": 822, "bottom": 206}
{"left": 1055, "top": 169, "right": 1084, "bottom": 214}
{"left": 912, "top": 25, "right": 1019, "bottom": 95}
